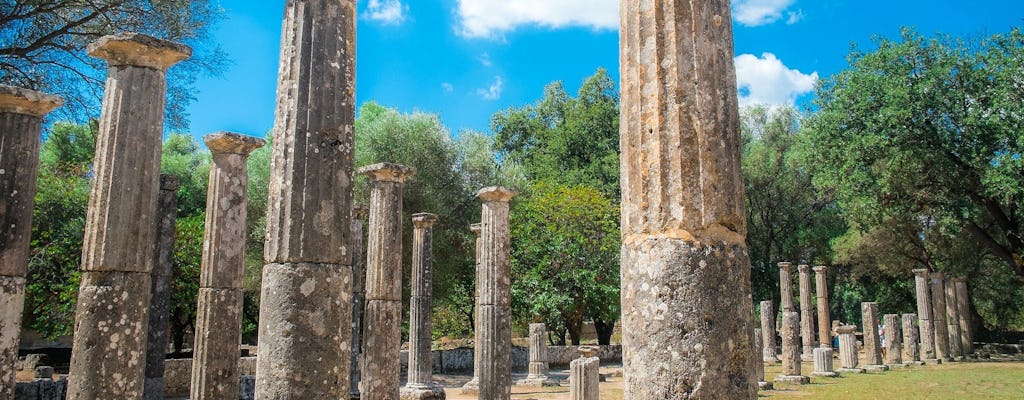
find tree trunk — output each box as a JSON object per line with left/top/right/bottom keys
{"left": 593, "top": 318, "right": 616, "bottom": 345}
{"left": 567, "top": 318, "right": 582, "bottom": 345}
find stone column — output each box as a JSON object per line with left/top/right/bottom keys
{"left": 350, "top": 204, "right": 368, "bottom": 400}
{"left": 861, "top": 302, "right": 888, "bottom": 371}
{"left": 953, "top": 279, "right": 974, "bottom": 355}
{"left": 944, "top": 278, "right": 964, "bottom": 359}
{"left": 620, "top": 2, "right": 756, "bottom": 396}
{"left": 0, "top": 86, "right": 62, "bottom": 398}
{"left": 813, "top": 266, "right": 831, "bottom": 348}
{"left": 778, "top": 262, "right": 795, "bottom": 312}
{"left": 256, "top": 0, "right": 357, "bottom": 397}
{"left": 401, "top": 213, "right": 446, "bottom": 400}
{"left": 461, "top": 223, "right": 483, "bottom": 394}
{"left": 930, "top": 273, "right": 952, "bottom": 361}
{"left": 836, "top": 325, "right": 864, "bottom": 373}
{"left": 901, "top": 314, "right": 922, "bottom": 365}
{"left": 476, "top": 187, "right": 516, "bottom": 400}
{"left": 811, "top": 348, "right": 838, "bottom": 377}
{"left": 775, "top": 311, "right": 809, "bottom": 384}
{"left": 67, "top": 33, "right": 190, "bottom": 400}
{"left": 912, "top": 269, "right": 937, "bottom": 362}
{"left": 191, "top": 133, "right": 265, "bottom": 400}
{"left": 360, "top": 163, "right": 416, "bottom": 400}
{"left": 753, "top": 329, "right": 772, "bottom": 390}
{"left": 760, "top": 300, "right": 779, "bottom": 362}
{"left": 883, "top": 314, "right": 903, "bottom": 366}
{"left": 798, "top": 265, "right": 815, "bottom": 360}
{"left": 569, "top": 357, "right": 600, "bottom": 400}
{"left": 517, "top": 323, "right": 558, "bottom": 387}
{"left": 142, "top": 175, "right": 180, "bottom": 400}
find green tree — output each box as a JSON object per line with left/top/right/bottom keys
{"left": 168, "top": 213, "right": 203, "bottom": 353}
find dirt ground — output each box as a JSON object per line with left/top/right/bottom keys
{"left": 438, "top": 364, "right": 624, "bottom": 400}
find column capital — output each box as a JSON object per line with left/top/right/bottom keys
{"left": 353, "top": 204, "right": 369, "bottom": 220}
{"left": 812, "top": 265, "right": 827, "bottom": 274}
{"left": 912, "top": 268, "right": 930, "bottom": 277}
{"left": 798, "top": 264, "right": 810, "bottom": 273}
{"left": 159, "top": 174, "right": 181, "bottom": 192}
{"left": 476, "top": 186, "right": 517, "bottom": 202}
{"left": 470, "top": 223, "right": 482, "bottom": 235}
{"left": 0, "top": 85, "right": 62, "bottom": 117}
{"left": 204, "top": 132, "right": 266, "bottom": 156}
{"left": 778, "top": 262, "right": 793, "bottom": 272}
{"left": 836, "top": 325, "right": 857, "bottom": 334}
{"left": 87, "top": 33, "right": 191, "bottom": 71}
{"left": 358, "top": 162, "right": 416, "bottom": 183}
{"left": 412, "top": 213, "right": 438, "bottom": 228}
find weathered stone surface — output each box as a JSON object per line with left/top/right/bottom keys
{"left": 836, "top": 325, "right": 864, "bottom": 373}
{"left": 778, "top": 262, "right": 795, "bottom": 312}
{"left": 361, "top": 300, "right": 402, "bottom": 400}
{"left": 902, "top": 314, "right": 921, "bottom": 363}
{"left": 953, "top": 279, "right": 974, "bottom": 355}
{"left": 811, "top": 347, "right": 838, "bottom": 377}
{"left": 461, "top": 223, "right": 483, "bottom": 394}
{"left": 569, "top": 357, "right": 600, "bottom": 400}
{"left": 403, "top": 213, "right": 446, "bottom": 400}
{"left": 191, "top": 288, "right": 244, "bottom": 400}
{"left": 813, "top": 266, "right": 831, "bottom": 348}
{"left": 779, "top": 311, "right": 803, "bottom": 378}
{"left": 913, "top": 269, "right": 937, "bottom": 361}
{"left": 1, "top": 277, "right": 26, "bottom": 398}
{"left": 143, "top": 175, "right": 179, "bottom": 400}
{"left": 930, "top": 273, "right": 952, "bottom": 361}
{"left": 476, "top": 187, "right": 516, "bottom": 400}
{"left": 517, "top": 323, "right": 558, "bottom": 387}
{"left": 760, "top": 300, "right": 779, "bottom": 362}
{"left": 753, "top": 329, "right": 772, "bottom": 390}
{"left": 883, "top": 314, "right": 903, "bottom": 366}
{"left": 68, "top": 34, "right": 189, "bottom": 400}
{"left": 798, "top": 265, "right": 815, "bottom": 361}
{"left": 861, "top": 302, "right": 883, "bottom": 368}
{"left": 350, "top": 204, "right": 368, "bottom": 400}
{"left": 944, "top": 278, "right": 963, "bottom": 358}
{"left": 619, "top": 2, "right": 756, "bottom": 397}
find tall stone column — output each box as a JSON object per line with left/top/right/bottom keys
{"left": 143, "top": 175, "right": 180, "bottom": 400}
{"left": 350, "top": 204, "right": 368, "bottom": 400}
{"left": 67, "top": 33, "right": 190, "bottom": 400}
{"left": 360, "top": 163, "right": 416, "bottom": 400}
{"left": 901, "top": 314, "right": 922, "bottom": 364}
{"left": 476, "top": 187, "right": 516, "bottom": 400}
{"left": 569, "top": 356, "right": 600, "bottom": 400}
{"left": 912, "top": 269, "right": 937, "bottom": 362}
{"left": 619, "top": 1, "right": 756, "bottom": 397}
{"left": 256, "top": 1, "right": 357, "bottom": 398}
{"left": 774, "top": 311, "right": 809, "bottom": 384}
{"left": 760, "top": 300, "right": 779, "bottom": 362}
{"left": 402, "top": 213, "right": 446, "bottom": 400}
{"left": 191, "top": 133, "right": 265, "bottom": 400}
{"left": 752, "top": 329, "right": 772, "bottom": 390}
{"left": 798, "top": 264, "right": 815, "bottom": 360}
{"left": 861, "top": 302, "right": 887, "bottom": 371}
{"left": 811, "top": 348, "right": 838, "bottom": 377}
{"left": 883, "top": 314, "right": 903, "bottom": 366}
{"left": 0, "top": 86, "right": 62, "bottom": 398}
{"left": 517, "top": 323, "right": 558, "bottom": 387}
{"left": 944, "top": 279, "right": 963, "bottom": 359}
{"left": 930, "top": 273, "right": 952, "bottom": 361}
{"left": 778, "top": 262, "right": 795, "bottom": 312}
{"left": 813, "top": 266, "right": 831, "bottom": 348}
{"left": 461, "top": 223, "right": 483, "bottom": 394}
{"left": 836, "top": 325, "right": 864, "bottom": 373}
{"left": 953, "top": 279, "right": 974, "bottom": 355}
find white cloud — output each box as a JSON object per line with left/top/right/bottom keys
{"left": 732, "top": 0, "right": 797, "bottom": 27}
{"left": 479, "top": 52, "right": 492, "bottom": 67}
{"left": 455, "top": 0, "right": 617, "bottom": 39}
{"left": 363, "top": 0, "right": 407, "bottom": 25}
{"left": 785, "top": 10, "right": 804, "bottom": 25}
{"left": 441, "top": 82, "right": 454, "bottom": 94}
{"left": 734, "top": 53, "right": 817, "bottom": 106}
{"left": 476, "top": 76, "right": 504, "bottom": 100}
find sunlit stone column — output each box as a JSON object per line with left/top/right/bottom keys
{"left": 0, "top": 85, "right": 62, "bottom": 399}
{"left": 774, "top": 311, "right": 809, "bottom": 384}
{"left": 798, "top": 264, "right": 815, "bottom": 360}
{"left": 402, "top": 213, "right": 447, "bottom": 400}
{"left": 68, "top": 33, "right": 190, "bottom": 400}
{"left": 813, "top": 266, "right": 831, "bottom": 348}
{"left": 361, "top": 163, "right": 416, "bottom": 400}
{"left": 944, "top": 278, "right": 964, "bottom": 359}
{"left": 883, "top": 314, "right": 903, "bottom": 366}
{"left": 836, "top": 325, "right": 864, "bottom": 373}
{"left": 476, "top": 187, "right": 516, "bottom": 400}
{"left": 461, "top": 223, "right": 483, "bottom": 394}
{"left": 350, "top": 204, "right": 368, "bottom": 400}
{"left": 143, "top": 175, "right": 180, "bottom": 400}
{"left": 778, "top": 262, "right": 795, "bottom": 312}
{"left": 861, "top": 302, "right": 887, "bottom": 371}
{"left": 517, "top": 323, "right": 558, "bottom": 387}
{"left": 953, "top": 279, "right": 974, "bottom": 355}
{"left": 753, "top": 329, "right": 772, "bottom": 390}
{"left": 760, "top": 300, "right": 779, "bottom": 362}
{"left": 569, "top": 356, "right": 600, "bottom": 400}
{"left": 912, "top": 269, "right": 937, "bottom": 362}
{"left": 930, "top": 273, "right": 952, "bottom": 361}
{"left": 811, "top": 348, "right": 838, "bottom": 378}
{"left": 619, "top": 1, "right": 756, "bottom": 396}
{"left": 902, "top": 314, "right": 923, "bottom": 365}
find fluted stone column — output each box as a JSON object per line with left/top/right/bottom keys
{"left": 813, "top": 266, "right": 831, "bottom": 348}
{"left": 191, "top": 133, "right": 265, "bottom": 400}
{"left": 517, "top": 323, "right": 558, "bottom": 387}
{"left": 401, "top": 213, "right": 446, "bottom": 400}
{"left": 360, "top": 163, "right": 416, "bottom": 400}
{"left": 569, "top": 357, "right": 600, "bottom": 400}
{"left": 476, "top": 187, "right": 516, "bottom": 400}
{"left": 930, "top": 273, "right": 952, "bottom": 361}
{"left": 778, "top": 262, "right": 795, "bottom": 312}
{"left": 861, "top": 302, "right": 887, "bottom": 371}
{"left": 811, "top": 348, "right": 838, "bottom": 377}
{"left": 753, "top": 329, "right": 772, "bottom": 390}
{"left": 798, "top": 265, "right": 815, "bottom": 361}
{"left": 775, "top": 311, "right": 809, "bottom": 384}
{"left": 67, "top": 33, "right": 190, "bottom": 400}
{"left": 912, "top": 269, "right": 937, "bottom": 362}
{"left": 901, "top": 314, "right": 922, "bottom": 365}
{"left": 760, "top": 300, "right": 779, "bottom": 362}
{"left": 883, "top": 314, "right": 903, "bottom": 366}
{"left": 255, "top": 1, "right": 357, "bottom": 397}
{"left": 953, "top": 279, "right": 974, "bottom": 355}
{"left": 944, "top": 279, "right": 964, "bottom": 359}
{"left": 0, "top": 86, "right": 62, "bottom": 398}
{"left": 620, "top": 2, "right": 756, "bottom": 397}
{"left": 461, "top": 223, "right": 483, "bottom": 394}
{"left": 836, "top": 325, "right": 864, "bottom": 373}
{"left": 350, "top": 204, "right": 368, "bottom": 400}
{"left": 142, "top": 175, "right": 180, "bottom": 400}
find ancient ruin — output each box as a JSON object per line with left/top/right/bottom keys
{"left": 569, "top": 356, "right": 600, "bottom": 400}
{"left": 350, "top": 204, "right": 369, "bottom": 400}
{"left": 813, "top": 266, "right": 831, "bottom": 348}
{"left": 861, "top": 302, "right": 888, "bottom": 371}
{"left": 776, "top": 311, "right": 810, "bottom": 384}
{"left": 913, "top": 269, "right": 938, "bottom": 362}
{"left": 930, "top": 273, "right": 952, "bottom": 361}
{"left": 476, "top": 187, "right": 517, "bottom": 400}
{"left": 953, "top": 279, "right": 974, "bottom": 355}
{"left": 143, "top": 175, "right": 180, "bottom": 400}
{"left": 812, "top": 347, "right": 838, "bottom": 378}
{"left": 753, "top": 329, "right": 773, "bottom": 390}
{"left": 779, "top": 262, "right": 795, "bottom": 312}
{"left": 461, "top": 223, "right": 483, "bottom": 394}
{"left": 517, "top": 323, "right": 558, "bottom": 387}
{"left": 944, "top": 278, "right": 964, "bottom": 359}
{"left": 902, "top": 313, "right": 923, "bottom": 365}
{"left": 883, "top": 314, "right": 903, "bottom": 366}
{"left": 836, "top": 325, "right": 865, "bottom": 373}
{"left": 798, "top": 264, "right": 815, "bottom": 360}
{"left": 402, "top": 213, "right": 447, "bottom": 400}
{"left": 760, "top": 300, "right": 779, "bottom": 362}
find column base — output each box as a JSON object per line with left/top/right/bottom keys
{"left": 886, "top": 363, "right": 909, "bottom": 369}
{"left": 864, "top": 364, "right": 889, "bottom": 372}
{"left": 516, "top": 376, "right": 560, "bottom": 387}
{"left": 836, "top": 368, "right": 865, "bottom": 374}
{"left": 459, "top": 378, "right": 479, "bottom": 394}
{"left": 811, "top": 371, "right": 839, "bottom": 377}
{"left": 400, "top": 383, "right": 446, "bottom": 400}
{"left": 774, "top": 375, "right": 810, "bottom": 385}
{"left": 923, "top": 358, "right": 942, "bottom": 365}
{"left": 904, "top": 361, "right": 925, "bottom": 366}
{"left": 757, "top": 381, "right": 774, "bottom": 390}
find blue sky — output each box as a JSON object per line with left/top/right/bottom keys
{"left": 184, "top": 0, "right": 1024, "bottom": 140}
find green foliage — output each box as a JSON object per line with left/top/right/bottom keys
{"left": 161, "top": 133, "right": 210, "bottom": 216}
{"left": 168, "top": 213, "right": 204, "bottom": 353}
